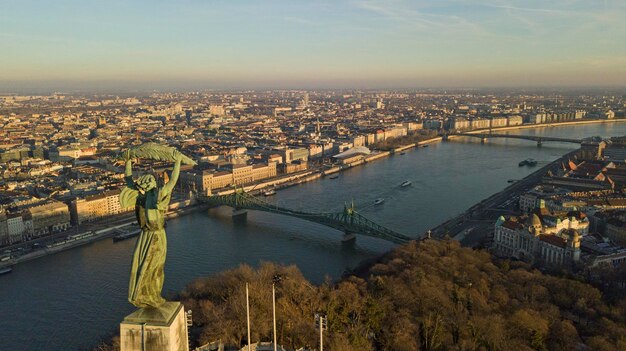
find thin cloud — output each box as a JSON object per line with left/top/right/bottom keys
{"left": 484, "top": 4, "right": 571, "bottom": 15}
{"left": 353, "top": 0, "right": 489, "bottom": 35}
{"left": 281, "top": 16, "right": 319, "bottom": 26}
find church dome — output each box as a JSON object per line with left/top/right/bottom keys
{"left": 529, "top": 214, "right": 542, "bottom": 227}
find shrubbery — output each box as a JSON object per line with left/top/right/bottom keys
{"left": 177, "top": 239, "right": 626, "bottom": 350}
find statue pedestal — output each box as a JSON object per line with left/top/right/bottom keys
{"left": 120, "top": 301, "right": 189, "bottom": 351}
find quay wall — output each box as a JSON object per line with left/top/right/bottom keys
{"left": 365, "top": 151, "right": 391, "bottom": 162}
{"left": 322, "top": 167, "right": 342, "bottom": 175}
{"left": 393, "top": 144, "right": 416, "bottom": 153}
{"left": 1, "top": 222, "right": 134, "bottom": 269}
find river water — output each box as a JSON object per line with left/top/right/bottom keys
{"left": 1, "top": 122, "right": 625, "bottom": 350}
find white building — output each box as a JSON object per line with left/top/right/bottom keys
{"left": 448, "top": 117, "right": 470, "bottom": 131}
{"left": 470, "top": 118, "right": 490, "bottom": 130}
{"left": 507, "top": 115, "right": 524, "bottom": 126}
{"left": 493, "top": 213, "right": 582, "bottom": 266}
{"left": 519, "top": 193, "right": 539, "bottom": 213}
{"left": 490, "top": 116, "right": 508, "bottom": 128}
{"left": 6, "top": 212, "right": 27, "bottom": 243}
{"left": 591, "top": 250, "right": 626, "bottom": 269}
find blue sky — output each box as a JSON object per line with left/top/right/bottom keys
{"left": 1, "top": 0, "right": 625, "bottom": 89}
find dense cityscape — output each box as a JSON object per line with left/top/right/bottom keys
{"left": 0, "top": 90, "right": 624, "bottom": 249}
{"left": 1, "top": 89, "right": 626, "bottom": 349}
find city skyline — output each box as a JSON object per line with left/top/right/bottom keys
{"left": 2, "top": 0, "right": 626, "bottom": 91}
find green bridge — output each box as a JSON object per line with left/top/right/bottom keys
{"left": 199, "top": 191, "right": 412, "bottom": 244}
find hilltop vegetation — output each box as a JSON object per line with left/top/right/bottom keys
{"left": 96, "top": 239, "right": 626, "bottom": 350}
{"left": 180, "top": 239, "right": 625, "bottom": 350}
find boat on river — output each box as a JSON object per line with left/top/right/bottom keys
{"left": 0, "top": 267, "right": 13, "bottom": 275}
{"left": 518, "top": 158, "right": 538, "bottom": 167}
{"left": 329, "top": 174, "right": 339, "bottom": 179}
{"left": 374, "top": 198, "right": 385, "bottom": 205}
{"left": 264, "top": 189, "right": 276, "bottom": 196}
{"left": 401, "top": 180, "right": 412, "bottom": 187}
{"left": 113, "top": 228, "right": 141, "bottom": 242}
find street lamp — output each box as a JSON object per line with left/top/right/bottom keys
{"left": 315, "top": 313, "right": 327, "bottom": 351}
{"left": 246, "top": 282, "right": 251, "bottom": 351}
{"left": 272, "top": 274, "right": 282, "bottom": 351}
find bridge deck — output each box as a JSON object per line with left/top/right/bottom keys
{"left": 456, "top": 133, "right": 581, "bottom": 143}
{"left": 200, "top": 192, "right": 412, "bottom": 244}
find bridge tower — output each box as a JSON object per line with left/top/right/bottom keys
{"left": 231, "top": 187, "right": 248, "bottom": 220}
{"left": 481, "top": 137, "right": 487, "bottom": 144}
{"left": 342, "top": 202, "right": 357, "bottom": 243}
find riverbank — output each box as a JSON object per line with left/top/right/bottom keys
{"left": 0, "top": 222, "right": 135, "bottom": 269}
{"left": 429, "top": 148, "right": 581, "bottom": 245}
{"left": 0, "top": 202, "right": 211, "bottom": 269}
{"left": 337, "top": 118, "right": 623, "bottom": 180}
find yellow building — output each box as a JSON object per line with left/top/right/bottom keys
{"left": 211, "top": 171, "right": 233, "bottom": 190}
{"left": 27, "top": 200, "right": 70, "bottom": 236}
{"left": 180, "top": 170, "right": 219, "bottom": 196}
{"left": 251, "top": 162, "right": 277, "bottom": 181}
{"left": 70, "top": 189, "right": 130, "bottom": 224}
{"left": 281, "top": 160, "right": 308, "bottom": 174}
{"left": 232, "top": 164, "right": 254, "bottom": 185}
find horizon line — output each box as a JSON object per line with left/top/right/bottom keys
{"left": 1, "top": 81, "right": 625, "bottom": 95}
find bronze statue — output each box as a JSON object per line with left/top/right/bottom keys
{"left": 118, "top": 143, "right": 196, "bottom": 308}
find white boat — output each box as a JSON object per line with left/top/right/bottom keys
{"left": 374, "top": 198, "right": 385, "bottom": 205}
{"left": 401, "top": 180, "right": 411, "bottom": 187}
{"left": 0, "top": 267, "right": 12, "bottom": 275}
{"left": 264, "top": 189, "right": 276, "bottom": 196}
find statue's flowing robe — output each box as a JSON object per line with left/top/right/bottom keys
{"left": 118, "top": 143, "right": 187, "bottom": 308}
{"left": 120, "top": 178, "right": 173, "bottom": 308}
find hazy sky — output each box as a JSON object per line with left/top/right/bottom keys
{"left": 1, "top": 0, "right": 625, "bottom": 89}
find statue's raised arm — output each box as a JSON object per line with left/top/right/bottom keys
{"left": 119, "top": 154, "right": 138, "bottom": 208}
{"left": 161, "top": 152, "right": 182, "bottom": 196}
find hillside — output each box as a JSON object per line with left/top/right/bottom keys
{"left": 96, "top": 239, "right": 626, "bottom": 350}
{"left": 180, "top": 239, "right": 626, "bottom": 350}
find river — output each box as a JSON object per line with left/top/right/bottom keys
{"left": 1, "top": 122, "right": 625, "bottom": 350}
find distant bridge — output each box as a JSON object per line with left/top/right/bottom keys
{"left": 455, "top": 132, "right": 582, "bottom": 146}
{"left": 199, "top": 191, "right": 412, "bottom": 244}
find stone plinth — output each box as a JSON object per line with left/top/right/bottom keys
{"left": 120, "top": 301, "right": 189, "bottom": 351}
